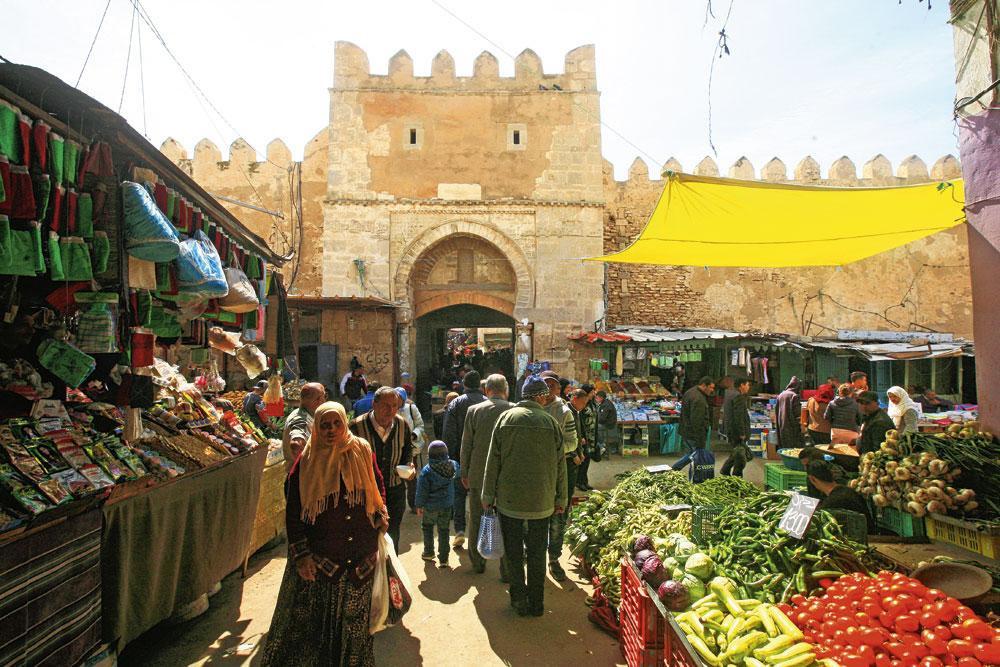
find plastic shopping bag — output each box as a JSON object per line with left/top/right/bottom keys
{"left": 690, "top": 447, "right": 716, "bottom": 484}
{"left": 369, "top": 535, "right": 390, "bottom": 634}
{"left": 384, "top": 534, "right": 413, "bottom": 624}
{"left": 477, "top": 508, "right": 505, "bottom": 560}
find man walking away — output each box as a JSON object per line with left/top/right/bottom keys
{"left": 441, "top": 371, "right": 486, "bottom": 548}
{"left": 671, "top": 377, "right": 716, "bottom": 471}
{"left": 281, "top": 382, "right": 327, "bottom": 465}
{"left": 594, "top": 390, "right": 619, "bottom": 455}
{"left": 539, "top": 371, "right": 579, "bottom": 583}
{"left": 719, "top": 376, "right": 737, "bottom": 441}
{"left": 570, "top": 389, "right": 596, "bottom": 491}
{"left": 720, "top": 378, "right": 753, "bottom": 477}
{"left": 481, "top": 375, "right": 566, "bottom": 617}
{"left": 461, "top": 374, "right": 512, "bottom": 575}
{"left": 776, "top": 377, "right": 804, "bottom": 450}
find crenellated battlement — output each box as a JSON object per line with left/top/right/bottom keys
{"left": 332, "top": 41, "right": 597, "bottom": 92}
{"left": 607, "top": 153, "right": 962, "bottom": 187}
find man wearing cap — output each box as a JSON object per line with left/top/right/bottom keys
{"left": 243, "top": 380, "right": 269, "bottom": 431}
{"left": 855, "top": 391, "right": 895, "bottom": 455}
{"left": 442, "top": 370, "right": 487, "bottom": 547}
{"left": 481, "top": 375, "right": 566, "bottom": 617}
{"left": 539, "top": 370, "right": 579, "bottom": 582}
{"left": 281, "top": 382, "right": 327, "bottom": 465}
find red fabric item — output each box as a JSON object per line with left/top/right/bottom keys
{"left": 47, "top": 184, "right": 64, "bottom": 232}
{"left": 0, "top": 156, "right": 10, "bottom": 216}
{"left": 154, "top": 182, "right": 168, "bottom": 213}
{"left": 816, "top": 385, "right": 835, "bottom": 403}
{"left": 45, "top": 283, "right": 90, "bottom": 313}
{"left": 76, "top": 146, "right": 89, "bottom": 186}
{"left": 9, "top": 166, "right": 36, "bottom": 219}
{"left": 31, "top": 121, "right": 49, "bottom": 172}
{"left": 81, "top": 141, "right": 114, "bottom": 178}
{"left": 16, "top": 115, "right": 31, "bottom": 168}
{"left": 192, "top": 209, "right": 202, "bottom": 234}
{"left": 91, "top": 183, "right": 106, "bottom": 222}
{"left": 65, "top": 188, "right": 78, "bottom": 234}
{"left": 180, "top": 198, "right": 190, "bottom": 231}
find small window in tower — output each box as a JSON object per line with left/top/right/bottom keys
{"left": 409, "top": 128, "right": 417, "bottom": 145}
{"left": 512, "top": 130, "right": 520, "bottom": 145}
{"left": 507, "top": 123, "right": 526, "bottom": 151}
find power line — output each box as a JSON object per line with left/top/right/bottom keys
{"left": 135, "top": 1, "right": 148, "bottom": 137}
{"left": 706, "top": 0, "right": 735, "bottom": 157}
{"left": 76, "top": 0, "right": 114, "bottom": 87}
{"left": 118, "top": 1, "right": 137, "bottom": 114}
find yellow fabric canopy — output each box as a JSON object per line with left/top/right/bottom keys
{"left": 589, "top": 173, "right": 965, "bottom": 267}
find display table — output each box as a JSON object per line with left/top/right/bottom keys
{"left": 101, "top": 447, "right": 267, "bottom": 651}
{"left": 0, "top": 509, "right": 103, "bottom": 667}
{"left": 243, "top": 460, "right": 288, "bottom": 574}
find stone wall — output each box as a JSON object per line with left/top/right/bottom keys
{"left": 602, "top": 154, "right": 973, "bottom": 338}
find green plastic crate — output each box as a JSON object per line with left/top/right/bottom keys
{"left": 692, "top": 506, "right": 722, "bottom": 545}
{"left": 875, "top": 505, "right": 926, "bottom": 538}
{"left": 764, "top": 463, "right": 808, "bottom": 492}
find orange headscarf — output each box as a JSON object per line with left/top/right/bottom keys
{"left": 297, "top": 402, "right": 384, "bottom": 525}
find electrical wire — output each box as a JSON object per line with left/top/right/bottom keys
{"left": 706, "top": 0, "right": 735, "bottom": 157}
{"left": 76, "top": 0, "right": 114, "bottom": 87}
{"left": 118, "top": 1, "right": 137, "bottom": 114}
{"left": 136, "top": 1, "right": 148, "bottom": 137}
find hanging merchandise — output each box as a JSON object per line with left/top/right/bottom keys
{"left": 48, "top": 132, "right": 64, "bottom": 185}
{"left": 0, "top": 220, "right": 42, "bottom": 277}
{"left": 207, "top": 326, "right": 242, "bottom": 355}
{"left": 219, "top": 266, "right": 259, "bottom": 313}
{"left": 0, "top": 100, "right": 19, "bottom": 162}
{"left": 32, "top": 173, "right": 50, "bottom": 221}
{"left": 77, "top": 193, "right": 93, "bottom": 238}
{"left": 47, "top": 231, "right": 63, "bottom": 280}
{"left": 175, "top": 230, "right": 228, "bottom": 298}
{"left": 615, "top": 345, "right": 624, "bottom": 376}
{"left": 127, "top": 256, "right": 158, "bottom": 291}
{"left": 92, "top": 231, "right": 110, "bottom": 273}
{"left": 235, "top": 344, "right": 267, "bottom": 379}
{"left": 122, "top": 181, "right": 180, "bottom": 262}
{"left": 130, "top": 329, "right": 154, "bottom": 367}
{"left": 74, "top": 292, "right": 118, "bottom": 354}
{"left": 31, "top": 120, "right": 48, "bottom": 172}
{"left": 8, "top": 166, "right": 35, "bottom": 219}
{"left": 0, "top": 157, "right": 8, "bottom": 216}
{"left": 59, "top": 236, "right": 93, "bottom": 281}
{"left": 36, "top": 338, "right": 96, "bottom": 388}
{"left": 261, "top": 374, "right": 284, "bottom": 417}
{"left": 147, "top": 304, "right": 182, "bottom": 339}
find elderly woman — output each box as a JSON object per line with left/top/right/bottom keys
{"left": 887, "top": 386, "right": 920, "bottom": 434}
{"left": 262, "top": 402, "right": 388, "bottom": 667}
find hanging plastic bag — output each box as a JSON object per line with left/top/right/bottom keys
{"left": 219, "top": 266, "right": 260, "bottom": 313}
{"left": 384, "top": 534, "right": 413, "bottom": 624}
{"left": 690, "top": 447, "right": 716, "bottom": 484}
{"left": 208, "top": 326, "right": 241, "bottom": 355}
{"left": 369, "top": 535, "right": 390, "bottom": 634}
{"left": 477, "top": 508, "right": 505, "bottom": 560}
{"left": 122, "top": 181, "right": 180, "bottom": 262}
{"left": 36, "top": 338, "right": 96, "bottom": 388}
{"left": 175, "top": 230, "right": 228, "bottom": 298}
{"left": 235, "top": 344, "right": 267, "bottom": 378}
{"left": 74, "top": 292, "right": 118, "bottom": 354}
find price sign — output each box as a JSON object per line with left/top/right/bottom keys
{"left": 778, "top": 492, "right": 820, "bottom": 539}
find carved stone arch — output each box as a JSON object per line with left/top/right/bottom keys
{"left": 393, "top": 220, "right": 534, "bottom": 323}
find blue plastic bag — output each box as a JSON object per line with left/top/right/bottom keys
{"left": 477, "top": 509, "right": 505, "bottom": 560}
{"left": 175, "top": 230, "right": 229, "bottom": 298}
{"left": 122, "top": 181, "right": 180, "bottom": 262}
{"left": 690, "top": 447, "right": 716, "bottom": 484}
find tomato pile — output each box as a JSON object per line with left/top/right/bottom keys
{"left": 779, "top": 571, "right": 1000, "bottom": 667}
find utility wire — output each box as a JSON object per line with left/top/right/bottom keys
{"left": 135, "top": 1, "right": 148, "bottom": 137}
{"left": 706, "top": 0, "right": 735, "bottom": 157}
{"left": 76, "top": 0, "right": 114, "bottom": 87}
{"left": 118, "top": 1, "right": 138, "bottom": 114}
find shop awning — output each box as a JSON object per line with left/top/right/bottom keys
{"left": 587, "top": 173, "right": 966, "bottom": 267}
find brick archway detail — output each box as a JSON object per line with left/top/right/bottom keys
{"left": 394, "top": 220, "right": 533, "bottom": 322}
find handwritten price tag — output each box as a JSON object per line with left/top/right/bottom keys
{"left": 778, "top": 492, "right": 820, "bottom": 539}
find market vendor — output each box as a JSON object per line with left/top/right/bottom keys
{"left": 806, "top": 460, "right": 874, "bottom": 533}
{"left": 243, "top": 380, "right": 269, "bottom": 431}
{"left": 912, "top": 386, "right": 954, "bottom": 413}
{"left": 281, "top": 382, "right": 327, "bottom": 465}
{"left": 886, "top": 386, "right": 919, "bottom": 434}
{"left": 798, "top": 446, "right": 847, "bottom": 499}
{"left": 855, "top": 391, "right": 895, "bottom": 455}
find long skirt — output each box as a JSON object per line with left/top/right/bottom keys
{"left": 261, "top": 559, "right": 375, "bottom": 667}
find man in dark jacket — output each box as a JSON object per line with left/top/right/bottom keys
{"left": 594, "top": 390, "right": 619, "bottom": 454}
{"left": 672, "top": 376, "right": 715, "bottom": 471}
{"left": 856, "top": 391, "right": 895, "bottom": 455}
{"left": 776, "top": 376, "right": 804, "bottom": 450}
{"left": 441, "top": 370, "right": 486, "bottom": 547}
{"left": 721, "top": 378, "right": 753, "bottom": 477}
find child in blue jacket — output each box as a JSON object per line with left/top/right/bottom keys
{"left": 415, "top": 440, "right": 460, "bottom": 567}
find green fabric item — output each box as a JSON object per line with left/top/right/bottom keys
{"left": 92, "top": 232, "right": 109, "bottom": 273}
{"left": 155, "top": 262, "right": 172, "bottom": 292}
{"left": 0, "top": 227, "right": 38, "bottom": 276}
{"left": 64, "top": 140, "right": 80, "bottom": 187}
{"left": 31, "top": 222, "right": 44, "bottom": 274}
{"left": 243, "top": 308, "right": 257, "bottom": 329}
{"left": 245, "top": 254, "right": 261, "bottom": 279}
{"left": 0, "top": 102, "right": 18, "bottom": 162}
{"left": 201, "top": 213, "right": 211, "bottom": 234}
{"left": 60, "top": 237, "right": 93, "bottom": 281}
{"left": 48, "top": 232, "right": 64, "bottom": 280}
{"left": 36, "top": 337, "right": 96, "bottom": 388}
{"left": 0, "top": 215, "right": 9, "bottom": 266}
{"left": 134, "top": 289, "right": 152, "bottom": 326}
{"left": 0, "top": 162, "right": 5, "bottom": 204}
{"left": 166, "top": 189, "right": 176, "bottom": 219}
{"left": 33, "top": 174, "right": 51, "bottom": 222}
{"left": 147, "top": 304, "right": 182, "bottom": 338}
{"left": 77, "top": 193, "right": 93, "bottom": 238}
{"left": 100, "top": 448, "right": 266, "bottom": 652}
{"left": 215, "top": 310, "right": 238, "bottom": 324}
{"left": 48, "top": 133, "right": 64, "bottom": 185}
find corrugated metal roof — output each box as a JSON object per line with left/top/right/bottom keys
{"left": 609, "top": 328, "right": 744, "bottom": 342}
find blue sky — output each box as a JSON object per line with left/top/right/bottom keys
{"left": 0, "top": 0, "right": 958, "bottom": 179}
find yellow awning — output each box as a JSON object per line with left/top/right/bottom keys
{"left": 589, "top": 173, "right": 965, "bottom": 267}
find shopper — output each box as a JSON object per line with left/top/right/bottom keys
{"left": 855, "top": 391, "right": 895, "bottom": 455}
{"left": 850, "top": 371, "right": 869, "bottom": 396}
{"left": 396, "top": 387, "right": 426, "bottom": 512}
{"left": 886, "top": 386, "right": 920, "bottom": 434}
{"left": 807, "top": 460, "right": 874, "bottom": 533}
{"left": 243, "top": 380, "right": 269, "bottom": 431}
{"left": 460, "top": 374, "right": 512, "bottom": 575}
{"left": 441, "top": 371, "right": 486, "bottom": 548}
{"left": 539, "top": 371, "right": 579, "bottom": 582}
{"left": 671, "top": 376, "right": 715, "bottom": 471}
{"left": 351, "top": 382, "right": 381, "bottom": 416}
{"left": 775, "top": 377, "right": 804, "bottom": 450}
{"left": 721, "top": 378, "right": 753, "bottom": 477}
{"left": 806, "top": 384, "right": 834, "bottom": 445}
{"left": 594, "top": 390, "right": 620, "bottom": 455}
{"left": 349, "top": 386, "right": 413, "bottom": 552}
{"left": 339, "top": 365, "right": 368, "bottom": 408}
{"left": 281, "top": 382, "right": 327, "bottom": 464}
{"left": 825, "top": 383, "right": 862, "bottom": 444}
{"left": 569, "top": 389, "right": 596, "bottom": 491}
{"left": 261, "top": 402, "right": 388, "bottom": 667}
{"left": 415, "top": 440, "right": 460, "bottom": 568}
{"left": 481, "top": 375, "right": 566, "bottom": 618}
{"left": 719, "top": 376, "right": 738, "bottom": 441}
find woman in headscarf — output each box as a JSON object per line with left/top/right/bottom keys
{"left": 886, "top": 386, "right": 919, "bottom": 434}
{"left": 775, "top": 377, "right": 804, "bottom": 450}
{"left": 262, "top": 401, "right": 388, "bottom": 667}
{"left": 806, "top": 384, "right": 834, "bottom": 445}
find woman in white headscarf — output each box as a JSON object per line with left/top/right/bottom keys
{"left": 886, "top": 386, "right": 919, "bottom": 434}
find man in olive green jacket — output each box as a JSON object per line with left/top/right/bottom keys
{"left": 481, "top": 375, "right": 566, "bottom": 617}
{"left": 461, "top": 374, "right": 513, "bottom": 574}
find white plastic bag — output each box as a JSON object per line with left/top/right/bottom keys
{"left": 369, "top": 535, "right": 390, "bottom": 634}
{"left": 477, "top": 509, "right": 505, "bottom": 560}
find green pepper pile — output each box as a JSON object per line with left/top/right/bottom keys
{"left": 703, "top": 492, "right": 878, "bottom": 604}
{"left": 691, "top": 475, "right": 762, "bottom": 508}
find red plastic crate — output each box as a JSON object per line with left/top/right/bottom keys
{"left": 619, "top": 559, "right": 665, "bottom": 657}
{"left": 662, "top": 613, "right": 701, "bottom": 667}
{"left": 621, "top": 622, "right": 664, "bottom": 666}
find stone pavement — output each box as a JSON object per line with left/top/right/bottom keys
{"left": 117, "top": 452, "right": 767, "bottom": 666}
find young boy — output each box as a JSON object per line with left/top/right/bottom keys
{"left": 415, "top": 440, "right": 460, "bottom": 568}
